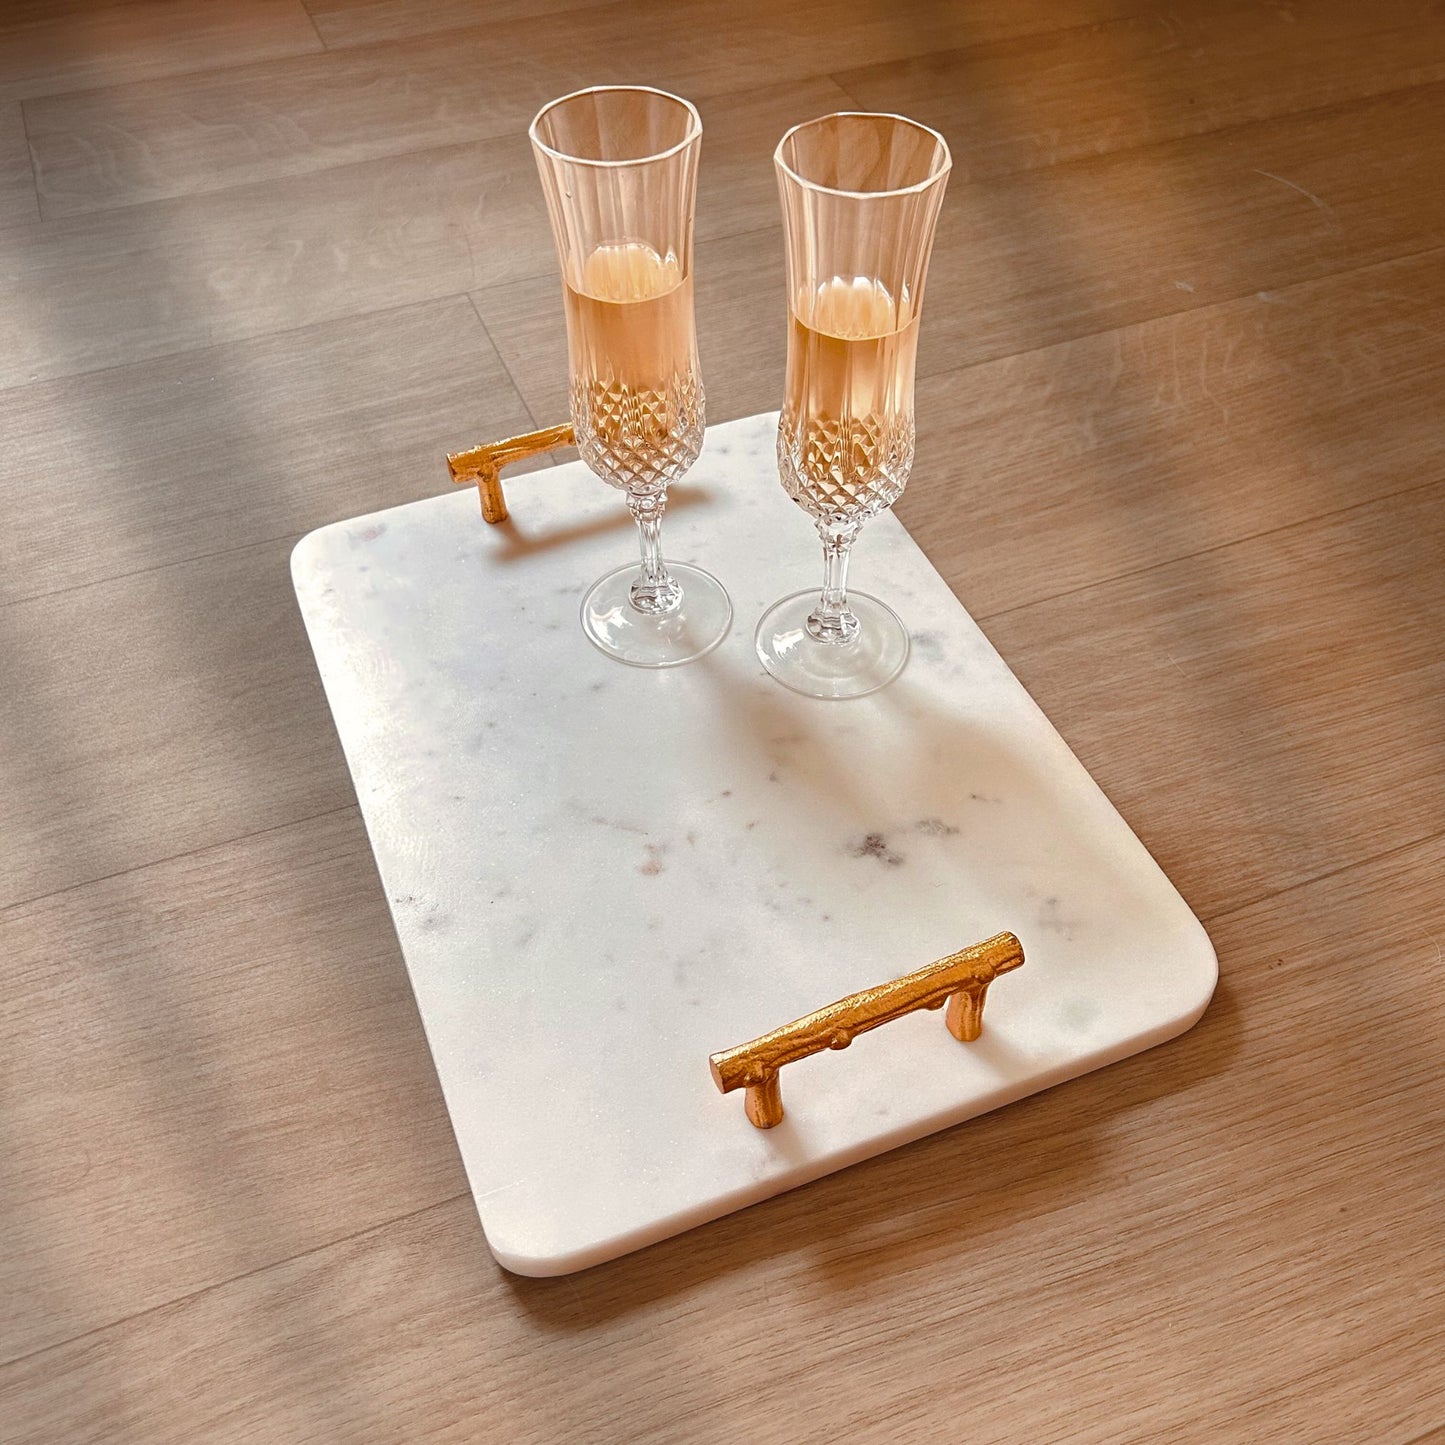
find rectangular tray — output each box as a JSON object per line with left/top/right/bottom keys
{"left": 292, "top": 411, "right": 1216, "bottom": 1276}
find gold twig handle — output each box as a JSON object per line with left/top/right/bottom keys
{"left": 709, "top": 932, "right": 1025, "bottom": 1129}
{"left": 446, "top": 422, "right": 574, "bottom": 524}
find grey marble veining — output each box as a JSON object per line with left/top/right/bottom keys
{"left": 292, "top": 411, "right": 1216, "bottom": 1275}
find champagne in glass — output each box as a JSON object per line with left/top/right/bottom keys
{"left": 780, "top": 275, "right": 920, "bottom": 527}
{"left": 757, "top": 113, "right": 951, "bottom": 699}
{"left": 564, "top": 242, "right": 704, "bottom": 501}
{"left": 531, "top": 86, "right": 730, "bottom": 667}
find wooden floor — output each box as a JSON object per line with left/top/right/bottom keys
{"left": 2, "top": 0, "right": 1443, "bottom": 1439}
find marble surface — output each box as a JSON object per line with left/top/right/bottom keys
{"left": 291, "top": 411, "right": 1216, "bottom": 1276}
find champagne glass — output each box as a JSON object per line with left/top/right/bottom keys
{"left": 756, "top": 113, "right": 951, "bottom": 699}
{"left": 530, "top": 86, "right": 731, "bottom": 667}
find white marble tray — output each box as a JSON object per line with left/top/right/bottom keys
{"left": 292, "top": 411, "right": 1216, "bottom": 1276}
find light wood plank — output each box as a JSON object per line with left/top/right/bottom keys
{"left": 904, "top": 245, "right": 1445, "bottom": 614}
{"left": 981, "top": 483, "right": 1445, "bottom": 920}
{"left": 0, "top": 0, "right": 322, "bottom": 105}
{"left": 915, "top": 79, "right": 1445, "bottom": 373}
{"left": 1, "top": 0, "right": 223, "bottom": 24}
{"left": 0, "top": 535, "right": 351, "bottom": 908}
{"left": 0, "top": 76, "right": 846, "bottom": 389}
{"left": 0, "top": 808, "right": 463, "bottom": 1366}
{"left": 25, "top": 0, "right": 1445, "bottom": 216}
{"left": 304, "top": 0, "right": 618, "bottom": 47}
{"left": 16, "top": 77, "right": 1444, "bottom": 397}
{"left": 0, "top": 101, "right": 37, "bottom": 221}
{"left": 23, "top": 0, "right": 1160, "bottom": 217}
{"left": 309, "top": 0, "right": 1162, "bottom": 50}
{"left": 2, "top": 832, "right": 1439, "bottom": 1441}
{"left": 0, "top": 139, "right": 549, "bottom": 389}
{"left": 0, "top": 296, "right": 535, "bottom": 604}
{"left": 836, "top": 0, "right": 1445, "bottom": 181}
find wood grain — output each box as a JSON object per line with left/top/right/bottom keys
{"left": 982, "top": 481, "right": 1445, "bottom": 921}
{"left": 0, "top": 100, "right": 37, "bottom": 220}
{"left": 0, "top": 138, "right": 551, "bottom": 388}
{"left": 13, "top": 74, "right": 1443, "bottom": 395}
{"left": 0, "top": 536, "right": 353, "bottom": 908}
{"left": 4, "top": 0, "right": 1444, "bottom": 1436}
{"left": 0, "top": 76, "right": 845, "bottom": 389}
{"left": 0, "top": 808, "right": 461, "bottom": 1365}
{"left": 308, "top": 0, "right": 1164, "bottom": 51}
{"left": 915, "top": 79, "right": 1445, "bottom": 374}
{"left": 302, "top": 0, "right": 619, "bottom": 48}
{"left": 0, "top": 296, "right": 534, "bottom": 603}
{"left": 25, "top": 0, "right": 1445, "bottom": 217}
{"left": 836, "top": 0, "right": 1445, "bottom": 181}
{"left": 21, "top": 0, "right": 1162, "bottom": 217}
{"left": 0, "top": 0, "right": 322, "bottom": 105}
{"left": 904, "top": 245, "right": 1445, "bottom": 613}
{"left": 3, "top": 831, "right": 1440, "bottom": 1442}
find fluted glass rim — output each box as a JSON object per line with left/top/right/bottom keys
{"left": 529, "top": 85, "right": 702, "bottom": 169}
{"left": 774, "top": 111, "right": 952, "bottom": 199}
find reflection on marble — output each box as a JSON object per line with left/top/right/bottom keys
{"left": 292, "top": 411, "right": 1216, "bottom": 1276}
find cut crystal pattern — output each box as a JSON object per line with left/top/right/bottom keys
{"left": 778, "top": 412, "right": 915, "bottom": 527}
{"left": 573, "top": 372, "right": 705, "bottom": 493}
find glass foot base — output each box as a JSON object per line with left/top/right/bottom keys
{"left": 755, "top": 589, "right": 909, "bottom": 699}
{"left": 581, "top": 562, "right": 732, "bottom": 668}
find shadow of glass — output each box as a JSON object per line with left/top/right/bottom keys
{"left": 679, "top": 651, "right": 1175, "bottom": 940}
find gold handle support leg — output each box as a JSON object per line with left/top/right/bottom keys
{"left": 745, "top": 1073, "right": 784, "bottom": 1129}
{"left": 944, "top": 983, "right": 990, "bottom": 1043}
{"left": 710, "top": 932, "right": 1024, "bottom": 1129}
{"left": 446, "top": 423, "right": 574, "bottom": 524}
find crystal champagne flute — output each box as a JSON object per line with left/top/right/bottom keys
{"left": 756, "top": 112, "right": 951, "bottom": 699}
{"left": 530, "top": 86, "right": 731, "bottom": 667}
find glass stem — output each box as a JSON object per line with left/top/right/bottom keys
{"left": 627, "top": 491, "right": 682, "bottom": 616}
{"left": 808, "top": 523, "right": 861, "bottom": 644}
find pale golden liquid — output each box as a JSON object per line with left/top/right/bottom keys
{"left": 779, "top": 277, "right": 920, "bottom": 525}
{"left": 563, "top": 242, "right": 704, "bottom": 491}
